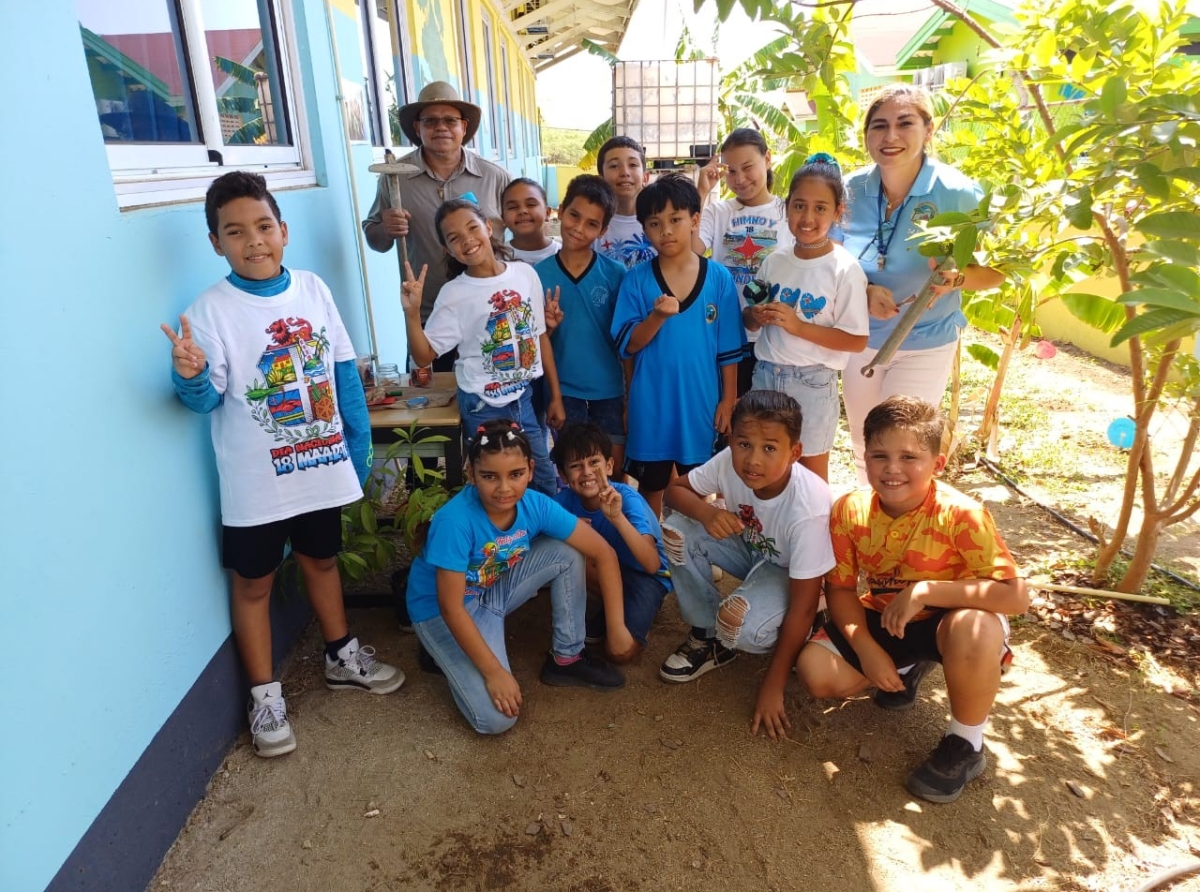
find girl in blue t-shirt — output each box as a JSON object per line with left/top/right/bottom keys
{"left": 405, "top": 419, "right": 638, "bottom": 735}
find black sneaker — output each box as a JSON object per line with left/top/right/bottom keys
{"left": 874, "top": 660, "right": 936, "bottom": 711}
{"left": 584, "top": 609, "right": 605, "bottom": 645}
{"left": 658, "top": 634, "right": 737, "bottom": 684}
{"left": 392, "top": 569, "right": 413, "bottom": 633}
{"left": 905, "top": 734, "right": 987, "bottom": 804}
{"left": 539, "top": 654, "right": 625, "bottom": 691}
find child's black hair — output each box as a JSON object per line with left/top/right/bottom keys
{"left": 635, "top": 173, "right": 701, "bottom": 224}
{"left": 731, "top": 390, "right": 803, "bottom": 444}
{"left": 433, "top": 198, "right": 515, "bottom": 279}
{"left": 204, "top": 171, "right": 281, "bottom": 236}
{"left": 787, "top": 154, "right": 846, "bottom": 208}
{"left": 720, "top": 128, "right": 774, "bottom": 192}
{"left": 501, "top": 177, "right": 548, "bottom": 206}
{"left": 863, "top": 395, "right": 944, "bottom": 455}
{"left": 550, "top": 422, "right": 613, "bottom": 473}
{"left": 597, "top": 135, "right": 647, "bottom": 171}
{"left": 561, "top": 174, "right": 617, "bottom": 228}
{"left": 467, "top": 419, "right": 533, "bottom": 465}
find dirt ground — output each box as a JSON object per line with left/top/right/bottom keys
{"left": 152, "top": 338, "right": 1200, "bottom": 892}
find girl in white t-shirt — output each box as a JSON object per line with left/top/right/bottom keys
{"left": 401, "top": 198, "right": 565, "bottom": 495}
{"left": 694, "top": 128, "right": 795, "bottom": 395}
{"left": 502, "top": 178, "right": 561, "bottom": 264}
{"left": 747, "top": 154, "right": 870, "bottom": 481}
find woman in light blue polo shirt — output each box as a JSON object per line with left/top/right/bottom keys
{"left": 841, "top": 84, "right": 1004, "bottom": 481}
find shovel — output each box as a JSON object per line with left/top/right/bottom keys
{"left": 860, "top": 258, "right": 955, "bottom": 378}
{"left": 368, "top": 149, "right": 420, "bottom": 276}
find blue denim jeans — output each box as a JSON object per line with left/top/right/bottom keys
{"left": 662, "top": 513, "right": 790, "bottom": 653}
{"left": 588, "top": 566, "right": 668, "bottom": 645}
{"left": 752, "top": 360, "right": 839, "bottom": 457}
{"left": 412, "top": 537, "right": 587, "bottom": 735}
{"left": 457, "top": 385, "right": 557, "bottom": 496}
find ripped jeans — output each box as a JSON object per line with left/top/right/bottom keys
{"left": 662, "top": 513, "right": 790, "bottom": 653}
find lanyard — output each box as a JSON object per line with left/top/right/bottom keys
{"left": 872, "top": 188, "right": 911, "bottom": 271}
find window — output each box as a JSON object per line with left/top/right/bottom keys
{"left": 358, "top": 0, "right": 412, "bottom": 148}
{"left": 454, "top": 0, "right": 475, "bottom": 144}
{"left": 499, "top": 41, "right": 515, "bottom": 158}
{"left": 77, "top": 0, "right": 307, "bottom": 202}
{"left": 480, "top": 11, "right": 501, "bottom": 157}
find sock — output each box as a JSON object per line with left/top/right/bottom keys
{"left": 553, "top": 653, "right": 582, "bottom": 667}
{"left": 897, "top": 664, "right": 916, "bottom": 676}
{"left": 690, "top": 626, "right": 711, "bottom": 641}
{"left": 948, "top": 717, "right": 987, "bottom": 752}
{"left": 324, "top": 634, "right": 353, "bottom": 662}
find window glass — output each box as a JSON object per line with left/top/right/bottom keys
{"left": 78, "top": 0, "right": 199, "bottom": 143}
{"left": 480, "top": 12, "right": 500, "bottom": 156}
{"left": 199, "top": 0, "right": 292, "bottom": 146}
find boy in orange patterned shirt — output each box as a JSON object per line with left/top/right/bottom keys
{"left": 797, "top": 395, "right": 1028, "bottom": 803}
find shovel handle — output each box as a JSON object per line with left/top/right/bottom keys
{"left": 860, "top": 258, "right": 954, "bottom": 378}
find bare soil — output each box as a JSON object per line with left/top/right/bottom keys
{"left": 152, "top": 336, "right": 1200, "bottom": 892}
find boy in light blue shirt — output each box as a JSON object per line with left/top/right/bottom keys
{"left": 552, "top": 423, "right": 671, "bottom": 653}
{"left": 535, "top": 174, "right": 628, "bottom": 473}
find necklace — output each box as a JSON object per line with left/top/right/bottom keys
{"left": 871, "top": 158, "right": 926, "bottom": 270}
{"left": 797, "top": 238, "right": 830, "bottom": 251}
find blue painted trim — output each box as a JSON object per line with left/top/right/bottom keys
{"left": 45, "top": 593, "right": 312, "bottom": 892}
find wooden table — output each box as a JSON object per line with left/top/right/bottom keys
{"left": 369, "top": 372, "right": 463, "bottom": 487}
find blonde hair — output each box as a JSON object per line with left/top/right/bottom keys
{"left": 863, "top": 83, "right": 935, "bottom": 135}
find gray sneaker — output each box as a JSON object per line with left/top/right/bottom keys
{"left": 324, "top": 638, "right": 405, "bottom": 694}
{"left": 248, "top": 682, "right": 296, "bottom": 758}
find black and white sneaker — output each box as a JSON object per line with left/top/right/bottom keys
{"left": 325, "top": 638, "right": 405, "bottom": 694}
{"left": 874, "top": 660, "right": 936, "bottom": 711}
{"left": 905, "top": 734, "right": 987, "bottom": 803}
{"left": 658, "top": 634, "right": 736, "bottom": 683}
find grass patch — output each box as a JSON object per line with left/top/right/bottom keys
{"left": 1027, "top": 552, "right": 1200, "bottom": 614}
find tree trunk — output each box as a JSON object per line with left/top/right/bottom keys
{"left": 978, "top": 315, "right": 1020, "bottom": 460}
{"left": 1116, "top": 512, "right": 1164, "bottom": 593}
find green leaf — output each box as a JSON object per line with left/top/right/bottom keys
{"left": 953, "top": 226, "right": 977, "bottom": 270}
{"left": 1061, "top": 293, "right": 1127, "bottom": 333}
{"left": 1064, "top": 185, "right": 1094, "bottom": 230}
{"left": 1115, "top": 287, "right": 1200, "bottom": 313}
{"left": 926, "top": 211, "right": 973, "bottom": 227}
{"left": 342, "top": 552, "right": 369, "bottom": 569}
{"left": 1110, "top": 307, "right": 1196, "bottom": 346}
{"left": 1136, "top": 212, "right": 1200, "bottom": 240}
{"left": 212, "top": 55, "right": 259, "bottom": 86}
{"left": 1141, "top": 240, "right": 1200, "bottom": 266}
{"left": 1099, "top": 75, "right": 1127, "bottom": 118}
{"left": 967, "top": 343, "right": 1001, "bottom": 370}
{"left": 579, "top": 39, "right": 619, "bottom": 64}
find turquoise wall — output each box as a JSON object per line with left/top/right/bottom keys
{"left": 0, "top": 0, "right": 369, "bottom": 889}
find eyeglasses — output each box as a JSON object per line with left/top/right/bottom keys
{"left": 418, "top": 115, "right": 465, "bottom": 129}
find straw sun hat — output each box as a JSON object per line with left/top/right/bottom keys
{"left": 398, "top": 80, "right": 483, "bottom": 145}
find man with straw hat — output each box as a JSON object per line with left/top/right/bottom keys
{"left": 362, "top": 81, "right": 510, "bottom": 369}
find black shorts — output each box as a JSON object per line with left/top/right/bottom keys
{"left": 622, "top": 458, "right": 702, "bottom": 493}
{"left": 221, "top": 507, "right": 343, "bottom": 579}
{"left": 818, "top": 608, "right": 947, "bottom": 672}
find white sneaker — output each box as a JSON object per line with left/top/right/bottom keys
{"left": 324, "top": 638, "right": 405, "bottom": 694}
{"left": 248, "top": 682, "right": 296, "bottom": 758}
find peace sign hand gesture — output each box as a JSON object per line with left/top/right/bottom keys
{"left": 160, "top": 314, "right": 207, "bottom": 379}
{"left": 401, "top": 262, "right": 428, "bottom": 315}
{"left": 544, "top": 286, "right": 564, "bottom": 332}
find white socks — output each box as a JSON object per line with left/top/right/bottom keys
{"left": 948, "top": 717, "right": 987, "bottom": 752}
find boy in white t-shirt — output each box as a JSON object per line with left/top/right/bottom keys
{"left": 595, "top": 136, "right": 656, "bottom": 269}
{"left": 659, "top": 390, "right": 834, "bottom": 740}
{"left": 161, "top": 172, "right": 403, "bottom": 759}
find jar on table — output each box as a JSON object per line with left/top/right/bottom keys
{"left": 376, "top": 362, "right": 402, "bottom": 389}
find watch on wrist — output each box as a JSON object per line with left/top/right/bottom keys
{"left": 951, "top": 271, "right": 967, "bottom": 289}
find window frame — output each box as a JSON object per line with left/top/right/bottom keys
{"left": 479, "top": 9, "right": 501, "bottom": 159}
{"left": 80, "top": 0, "right": 314, "bottom": 209}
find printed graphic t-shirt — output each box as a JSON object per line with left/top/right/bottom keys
{"left": 686, "top": 448, "right": 835, "bottom": 580}
{"left": 424, "top": 262, "right": 547, "bottom": 407}
{"left": 183, "top": 271, "right": 363, "bottom": 526}
{"left": 828, "top": 480, "right": 1020, "bottom": 622}
{"left": 596, "top": 214, "right": 657, "bottom": 269}
{"left": 699, "top": 197, "right": 793, "bottom": 344}
{"left": 406, "top": 487, "right": 579, "bottom": 623}
{"left": 754, "top": 243, "right": 869, "bottom": 370}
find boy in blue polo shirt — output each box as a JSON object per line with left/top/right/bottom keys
{"left": 610, "top": 173, "right": 745, "bottom": 518}
{"left": 535, "top": 174, "right": 628, "bottom": 473}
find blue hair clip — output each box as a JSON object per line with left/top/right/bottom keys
{"left": 804, "top": 152, "right": 840, "bottom": 169}
{"left": 459, "top": 191, "right": 480, "bottom": 205}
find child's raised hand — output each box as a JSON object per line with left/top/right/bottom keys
{"left": 401, "top": 262, "right": 427, "bottom": 313}
{"left": 597, "top": 481, "right": 623, "bottom": 521}
{"left": 652, "top": 294, "right": 680, "bottom": 318}
{"left": 697, "top": 154, "right": 723, "bottom": 197}
{"left": 544, "top": 286, "right": 564, "bottom": 331}
{"left": 703, "top": 507, "right": 744, "bottom": 540}
{"left": 160, "top": 314, "right": 207, "bottom": 379}
{"left": 484, "top": 667, "right": 523, "bottom": 718}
